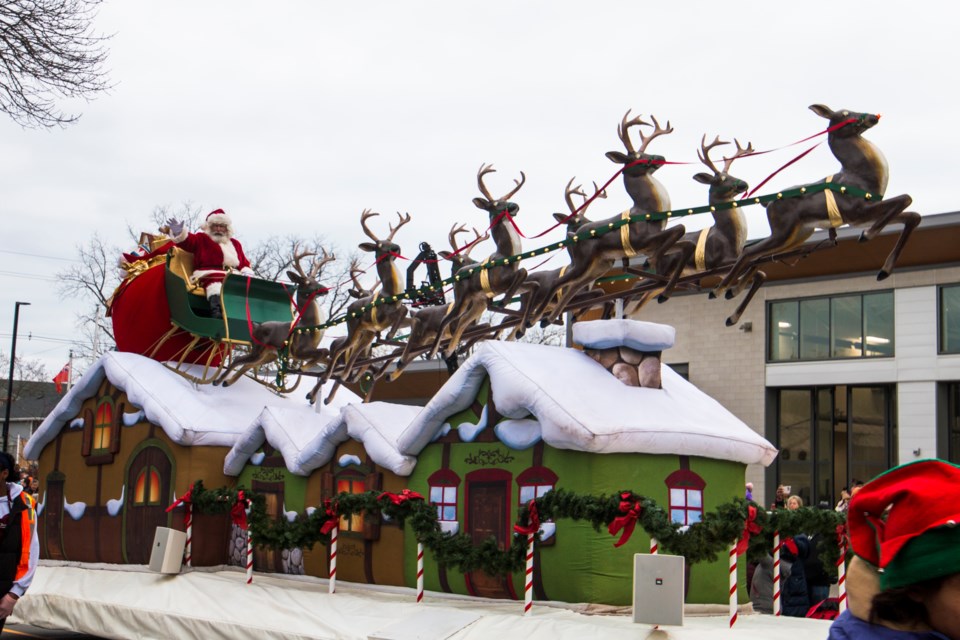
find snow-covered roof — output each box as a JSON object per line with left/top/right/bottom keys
{"left": 323, "top": 403, "right": 423, "bottom": 476}
{"left": 397, "top": 340, "right": 777, "bottom": 466}
{"left": 24, "top": 352, "right": 329, "bottom": 459}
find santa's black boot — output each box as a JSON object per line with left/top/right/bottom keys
{"left": 208, "top": 296, "right": 223, "bottom": 319}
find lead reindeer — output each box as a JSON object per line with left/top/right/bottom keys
{"left": 213, "top": 246, "right": 335, "bottom": 387}
{"left": 427, "top": 164, "right": 539, "bottom": 359}
{"left": 385, "top": 224, "right": 490, "bottom": 382}
{"left": 624, "top": 135, "right": 759, "bottom": 314}
{"left": 508, "top": 178, "right": 605, "bottom": 339}
{"left": 310, "top": 210, "right": 411, "bottom": 402}
{"left": 712, "top": 104, "right": 921, "bottom": 324}
{"left": 535, "top": 111, "right": 695, "bottom": 326}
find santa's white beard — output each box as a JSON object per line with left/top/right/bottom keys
{"left": 208, "top": 229, "right": 231, "bottom": 242}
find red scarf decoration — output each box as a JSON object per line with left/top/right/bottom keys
{"left": 608, "top": 492, "right": 642, "bottom": 548}
{"left": 737, "top": 505, "right": 762, "bottom": 555}
{"left": 166, "top": 483, "right": 194, "bottom": 513}
{"left": 378, "top": 489, "right": 424, "bottom": 506}
{"left": 319, "top": 499, "right": 339, "bottom": 535}
{"left": 231, "top": 491, "right": 250, "bottom": 531}
{"left": 513, "top": 501, "right": 541, "bottom": 536}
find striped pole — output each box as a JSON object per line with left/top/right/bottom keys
{"left": 523, "top": 531, "right": 534, "bottom": 615}
{"left": 650, "top": 537, "right": 658, "bottom": 555}
{"left": 416, "top": 542, "right": 424, "bottom": 603}
{"left": 837, "top": 541, "right": 847, "bottom": 613}
{"left": 328, "top": 524, "right": 338, "bottom": 594}
{"left": 184, "top": 503, "right": 193, "bottom": 567}
{"left": 728, "top": 542, "right": 738, "bottom": 628}
{"left": 245, "top": 531, "right": 253, "bottom": 584}
{"left": 773, "top": 531, "right": 782, "bottom": 616}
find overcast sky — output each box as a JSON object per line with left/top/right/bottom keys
{"left": 1, "top": 1, "right": 956, "bottom": 377}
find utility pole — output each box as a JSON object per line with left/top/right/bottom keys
{"left": 3, "top": 302, "right": 31, "bottom": 454}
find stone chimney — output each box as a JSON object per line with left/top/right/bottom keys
{"left": 572, "top": 319, "right": 675, "bottom": 389}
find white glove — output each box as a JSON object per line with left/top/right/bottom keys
{"left": 166, "top": 218, "right": 184, "bottom": 238}
{"left": 240, "top": 266, "right": 255, "bottom": 277}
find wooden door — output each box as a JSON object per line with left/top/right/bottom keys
{"left": 124, "top": 446, "right": 172, "bottom": 564}
{"left": 252, "top": 480, "right": 283, "bottom": 573}
{"left": 42, "top": 476, "right": 65, "bottom": 560}
{"left": 465, "top": 471, "right": 513, "bottom": 599}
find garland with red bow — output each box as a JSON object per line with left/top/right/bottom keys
{"left": 185, "top": 481, "right": 845, "bottom": 578}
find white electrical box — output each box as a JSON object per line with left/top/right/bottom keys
{"left": 632, "top": 553, "right": 685, "bottom": 626}
{"left": 149, "top": 526, "right": 186, "bottom": 574}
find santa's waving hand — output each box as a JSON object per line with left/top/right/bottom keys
{"left": 167, "top": 209, "right": 255, "bottom": 319}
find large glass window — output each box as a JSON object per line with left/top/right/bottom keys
{"left": 940, "top": 285, "right": 960, "bottom": 354}
{"left": 773, "top": 385, "right": 895, "bottom": 509}
{"left": 665, "top": 470, "right": 706, "bottom": 526}
{"left": 948, "top": 383, "right": 960, "bottom": 464}
{"left": 768, "top": 291, "right": 894, "bottom": 362}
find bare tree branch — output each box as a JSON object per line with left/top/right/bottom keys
{"left": 0, "top": 0, "right": 112, "bottom": 128}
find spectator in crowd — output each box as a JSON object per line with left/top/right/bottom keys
{"left": 828, "top": 459, "right": 960, "bottom": 639}
{"left": 0, "top": 453, "right": 39, "bottom": 634}
{"left": 835, "top": 487, "right": 851, "bottom": 513}
{"left": 745, "top": 482, "right": 754, "bottom": 502}
{"left": 786, "top": 495, "right": 803, "bottom": 510}
{"left": 780, "top": 534, "right": 812, "bottom": 617}
{"left": 772, "top": 484, "right": 787, "bottom": 509}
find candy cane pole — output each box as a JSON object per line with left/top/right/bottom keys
{"left": 245, "top": 530, "right": 253, "bottom": 585}
{"left": 416, "top": 542, "right": 424, "bottom": 604}
{"left": 728, "top": 542, "right": 738, "bottom": 628}
{"left": 328, "top": 524, "right": 338, "bottom": 594}
{"left": 523, "top": 531, "right": 535, "bottom": 615}
{"left": 184, "top": 503, "right": 193, "bottom": 567}
{"left": 650, "top": 537, "right": 658, "bottom": 555}
{"left": 773, "top": 531, "right": 782, "bottom": 616}
{"left": 837, "top": 541, "right": 847, "bottom": 614}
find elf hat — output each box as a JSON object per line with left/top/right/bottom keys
{"left": 847, "top": 459, "right": 960, "bottom": 590}
{"left": 202, "top": 208, "right": 233, "bottom": 234}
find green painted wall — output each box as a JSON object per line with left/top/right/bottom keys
{"left": 402, "top": 375, "right": 750, "bottom": 605}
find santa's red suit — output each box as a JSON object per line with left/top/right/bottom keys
{"left": 171, "top": 209, "right": 255, "bottom": 298}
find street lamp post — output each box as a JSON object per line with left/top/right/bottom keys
{"left": 2, "top": 301, "right": 31, "bottom": 454}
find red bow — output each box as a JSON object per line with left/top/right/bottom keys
{"left": 514, "top": 501, "right": 541, "bottom": 536}
{"left": 737, "top": 505, "right": 762, "bottom": 555}
{"left": 608, "top": 492, "right": 642, "bottom": 548}
{"left": 836, "top": 524, "right": 848, "bottom": 549}
{"left": 319, "top": 499, "right": 339, "bottom": 535}
{"left": 166, "top": 484, "right": 194, "bottom": 513}
{"left": 231, "top": 491, "right": 250, "bottom": 530}
{"left": 378, "top": 489, "right": 424, "bottom": 506}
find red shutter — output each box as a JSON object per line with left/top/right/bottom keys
{"left": 109, "top": 403, "right": 123, "bottom": 454}
{"left": 81, "top": 408, "right": 94, "bottom": 457}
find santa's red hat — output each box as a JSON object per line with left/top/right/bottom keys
{"left": 847, "top": 459, "right": 960, "bottom": 590}
{"left": 202, "top": 208, "right": 233, "bottom": 235}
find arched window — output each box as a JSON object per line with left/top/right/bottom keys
{"left": 516, "top": 466, "right": 558, "bottom": 506}
{"left": 665, "top": 469, "right": 706, "bottom": 526}
{"left": 336, "top": 470, "right": 365, "bottom": 533}
{"left": 428, "top": 469, "right": 461, "bottom": 523}
{"left": 133, "top": 466, "right": 161, "bottom": 506}
{"left": 94, "top": 400, "right": 113, "bottom": 452}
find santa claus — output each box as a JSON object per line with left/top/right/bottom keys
{"left": 166, "top": 209, "right": 255, "bottom": 318}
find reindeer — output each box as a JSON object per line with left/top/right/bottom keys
{"left": 624, "top": 135, "right": 758, "bottom": 315}
{"left": 427, "top": 164, "right": 539, "bottom": 359}
{"left": 310, "top": 210, "right": 411, "bottom": 402}
{"left": 507, "top": 178, "right": 605, "bottom": 339}
{"left": 213, "top": 246, "right": 335, "bottom": 387}
{"left": 535, "top": 111, "right": 695, "bottom": 327}
{"left": 712, "top": 105, "right": 921, "bottom": 324}
{"left": 386, "top": 224, "right": 491, "bottom": 382}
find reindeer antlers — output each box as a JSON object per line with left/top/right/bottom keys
{"left": 448, "top": 223, "right": 489, "bottom": 255}
{"left": 290, "top": 242, "right": 334, "bottom": 280}
{"left": 360, "top": 209, "right": 411, "bottom": 243}
{"left": 697, "top": 135, "right": 754, "bottom": 176}
{"left": 477, "top": 163, "right": 526, "bottom": 203}
{"left": 617, "top": 110, "right": 673, "bottom": 155}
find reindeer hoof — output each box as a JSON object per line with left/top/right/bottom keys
{"left": 708, "top": 290, "right": 718, "bottom": 300}
{"left": 877, "top": 270, "right": 890, "bottom": 281}
{"left": 725, "top": 289, "right": 736, "bottom": 300}
{"left": 657, "top": 294, "right": 669, "bottom": 304}
{"left": 725, "top": 316, "right": 736, "bottom": 327}
{"left": 858, "top": 231, "right": 869, "bottom": 243}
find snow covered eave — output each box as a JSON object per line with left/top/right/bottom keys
{"left": 321, "top": 403, "right": 423, "bottom": 477}
{"left": 398, "top": 341, "right": 777, "bottom": 467}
